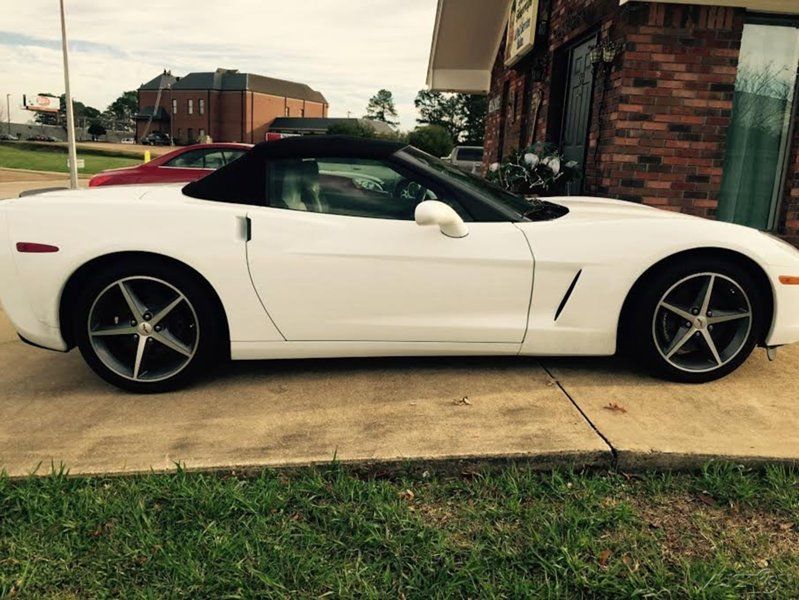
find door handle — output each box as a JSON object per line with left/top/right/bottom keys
{"left": 238, "top": 216, "right": 252, "bottom": 241}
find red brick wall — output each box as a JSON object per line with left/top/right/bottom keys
{"left": 779, "top": 120, "right": 799, "bottom": 246}
{"left": 138, "top": 87, "right": 329, "bottom": 144}
{"left": 605, "top": 4, "right": 743, "bottom": 217}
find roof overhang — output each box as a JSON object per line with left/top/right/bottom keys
{"left": 619, "top": 0, "right": 799, "bottom": 14}
{"left": 426, "top": 0, "right": 512, "bottom": 93}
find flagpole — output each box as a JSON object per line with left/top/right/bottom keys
{"left": 59, "top": 0, "right": 78, "bottom": 189}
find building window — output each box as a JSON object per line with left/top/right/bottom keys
{"left": 187, "top": 128, "right": 194, "bottom": 142}
{"left": 199, "top": 128, "right": 206, "bottom": 141}
{"left": 187, "top": 99, "right": 194, "bottom": 115}
{"left": 717, "top": 20, "right": 799, "bottom": 230}
{"left": 285, "top": 106, "right": 290, "bottom": 117}
{"left": 199, "top": 98, "right": 205, "bottom": 115}
{"left": 172, "top": 99, "right": 177, "bottom": 114}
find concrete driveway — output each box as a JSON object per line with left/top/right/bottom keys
{"left": 0, "top": 306, "right": 797, "bottom": 477}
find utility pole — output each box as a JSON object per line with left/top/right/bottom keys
{"left": 5, "top": 94, "right": 10, "bottom": 135}
{"left": 59, "top": 0, "right": 78, "bottom": 189}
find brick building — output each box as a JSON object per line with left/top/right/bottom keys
{"left": 427, "top": 0, "right": 799, "bottom": 245}
{"left": 136, "top": 68, "right": 328, "bottom": 145}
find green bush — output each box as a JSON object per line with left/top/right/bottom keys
{"left": 407, "top": 125, "right": 454, "bottom": 158}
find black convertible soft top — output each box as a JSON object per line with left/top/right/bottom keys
{"left": 183, "top": 135, "right": 407, "bottom": 203}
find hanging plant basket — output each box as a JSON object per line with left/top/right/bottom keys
{"left": 486, "top": 142, "right": 580, "bottom": 197}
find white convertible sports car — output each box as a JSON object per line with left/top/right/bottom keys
{"left": 1, "top": 136, "right": 799, "bottom": 392}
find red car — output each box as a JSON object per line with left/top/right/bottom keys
{"left": 89, "top": 143, "right": 252, "bottom": 187}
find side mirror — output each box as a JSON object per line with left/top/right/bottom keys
{"left": 414, "top": 200, "right": 469, "bottom": 238}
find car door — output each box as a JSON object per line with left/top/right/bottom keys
{"left": 245, "top": 156, "right": 534, "bottom": 343}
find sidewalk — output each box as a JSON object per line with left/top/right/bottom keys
{"left": 0, "top": 307, "right": 796, "bottom": 478}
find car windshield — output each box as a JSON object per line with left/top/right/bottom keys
{"left": 401, "top": 146, "right": 545, "bottom": 219}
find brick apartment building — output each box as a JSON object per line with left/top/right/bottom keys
{"left": 427, "top": 0, "right": 799, "bottom": 246}
{"left": 136, "top": 68, "right": 328, "bottom": 145}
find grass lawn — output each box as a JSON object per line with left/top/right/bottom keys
{"left": 0, "top": 142, "right": 141, "bottom": 175}
{"left": 1, "top": 463, "right": 797, "bottom": 598}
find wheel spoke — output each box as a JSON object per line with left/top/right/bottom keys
{"left": 708, "top": 310, "right": 751, "bottom": 325}
{"left": 701, "top": 329, "right": 723, "bottom": 366}
{"left": 151, "top": 330, "right": 193, "bottom": 357}
{"left": 90, "top": 324, "right": 138, "bottom": 337}
{"left": 132, "top": 335, "right": 148, "bottom": 379}
{"left": 150, "top": 294, "right": 186, "bottom": 327}
{"left": 697, "top": 275, "right": 716, "bottom": 315}
{"left": 659, "top": 302, "right": 694, "bottom": 321}
{"left": 119, "top": 281, "right": 146, "bottom": 322}
{"left": 665, "top": 325, "right": 695, "bottom": 359}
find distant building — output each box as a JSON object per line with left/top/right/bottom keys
{"left": 136, "top": 68, "right": 328, "bottom": 144}
{"left": 267, "top": 117, "right": 396, "bottom": 137}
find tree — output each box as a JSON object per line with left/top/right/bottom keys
{"left": 106, "top": 90, "right": 138, "bottom": 130}
{"left": 407, "top": 125, "right": 454, "bottom": 158}
{"left": 365, "top": 89, "right": 399, "bottom": 127}
{"left": 88, "top": 120, "right": 107, "bottom": 140}
{"left": 414, "top": 90, "right": 487, "bottom": 144}
{"left": 461, "top": 94, "right": 487, "bottom": 144}
{"left": 327, "top": 120, "right": 378, "bottom": 138}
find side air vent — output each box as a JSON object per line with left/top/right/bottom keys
{"left": 555, "top": 270, "right": 582, "bottom": 321}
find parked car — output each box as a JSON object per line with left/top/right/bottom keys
{"left": 26, "top": 134, "right": 59, "bottom": 142}
{"left": 0, "top": 133, "right": 19, "bottom": 141}
{"left": 89, "top": 143, "right": 252, "bottom": 187}
{"left": 2, "top": 136, "right": 798, "bottom": 392}
{"left": 443, "top": 146, "right": 484, "bottom": 173}
{"left": 141, "top": 132, "right": 172, "bottom": 146}
{"left": 120, "top": 137, "right": 135, "bottom": 145}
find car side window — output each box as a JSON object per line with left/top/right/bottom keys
{"left": 203, "top": 150, "right": 226, "bottom": 170}
{"left": 164, "top": 149, "right": 207, "bottom": 168}
{"left": 265, "top": 157, "right": 469, "bottom": 221}
{"left": 223, "top": 150, "right": 247, "bottom": 164}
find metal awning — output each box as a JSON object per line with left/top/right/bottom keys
{"left": 426, "top": 0, "right": 512, "bottom": 93}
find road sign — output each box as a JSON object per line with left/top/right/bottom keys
{"left": 67, "top": 158, "right": 85, "bottom": 169}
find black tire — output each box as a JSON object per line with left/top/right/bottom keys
{"left": 73, "top": 258, "right": 225, "bottom": 393}
{"left": 627, "top": 257, "right": 767, "bottom": 383}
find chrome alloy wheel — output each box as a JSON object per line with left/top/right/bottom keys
{"left": 87, "top": 277, "right": 199, "bottom": 382}
{"left": 652, "top": 272, "right": 753, "bottom": 373}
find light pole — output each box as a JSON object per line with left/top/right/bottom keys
{"left": 59, "top": 0, "right": 78, "bottom": 189}
{"left": 5, "top": 94, "right": 10, "bottom": 135}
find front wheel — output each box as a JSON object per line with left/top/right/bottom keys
{"left": 74, "top": 260, "right": 225, "bottom": 393}
{"left": 628, "top": 259, "right": 766, "bottom": 383}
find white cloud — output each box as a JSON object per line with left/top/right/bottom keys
{"left": 0, "top": 0, "right": 437, "bottom": 130}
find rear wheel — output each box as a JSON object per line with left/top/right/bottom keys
{"left": 628, "top": 258, "right": 766, "bottom": 383}
{"left": 74, "top": 260, "right": 224, "bottom": 393}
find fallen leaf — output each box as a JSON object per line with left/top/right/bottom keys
{"left": 454, "top": 396, "right": 472, "bottom": 406}
{"left": 603, "top": 403, "right": 627, "bottom": 413}
{"left": 697, "top": 492, "right": 716, "bottom": 507}
{"left": 598, "top": 549, "right": 612, "bottom": 567}
{"left": 399, "top": 489, "right": 415, "bottom": 502}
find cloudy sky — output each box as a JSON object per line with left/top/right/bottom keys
{"left": 1, "top": 0, "right": 438, "bottom": 130}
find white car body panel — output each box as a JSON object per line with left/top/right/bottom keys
{"left": 1, "top": 188, "right": 799, "bottom": 363}
{"left": 246, "top": 206, "right": 534, "bottom": 343}
{"left": 0, "top": 186, "right": 283, "bottom": 350}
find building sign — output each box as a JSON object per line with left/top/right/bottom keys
{"left": 505, "top": 0, "right": 539, "bottom": 67}
{"left": 488, "top": 95, "right": 502, "bottom": 114}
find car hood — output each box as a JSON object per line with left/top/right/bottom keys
{"left": 548, "top": 195, "right": 695, "bottom": 223}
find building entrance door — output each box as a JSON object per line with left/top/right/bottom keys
{"left": 560, "top": 34, "right": 597, "bottom": 195}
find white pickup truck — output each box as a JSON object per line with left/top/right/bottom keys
{"left": 442, "top": 146, "right": 484, "bottom": 174}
